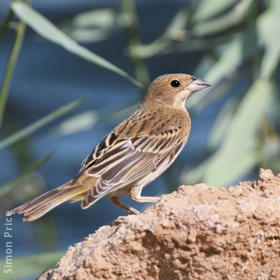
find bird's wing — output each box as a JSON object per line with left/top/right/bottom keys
{"left": 79, "top": 129, "right": 184, "bottom": 208}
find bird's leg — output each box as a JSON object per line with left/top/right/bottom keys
{"left": 110, "top": 196, "right": 140, "bottom": 215}
{"left": 130, "top": 185, "right": 161, "bottom": 203}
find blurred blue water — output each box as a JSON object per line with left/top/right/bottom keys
{"left": 0, "top": 1, "right": 227, "bottom": 279}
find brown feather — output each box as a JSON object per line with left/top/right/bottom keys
{"left": 7, "top": 181, "right": 93, "bottom": 221}
{"left": 7, "top": 73, "right": 210, "bottom": 220}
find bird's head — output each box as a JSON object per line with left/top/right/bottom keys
{"left": 143, "top": 73, "right": 211, "bottom": 108}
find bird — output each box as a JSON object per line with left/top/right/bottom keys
{"left": 7, "top": 73, "right": 210, "bottom": 221}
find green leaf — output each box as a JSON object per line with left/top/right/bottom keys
{"left": 120, "top": 0, "right": 150, "bottom": 87}
{"left": 192, "top": 0, "right": 253, "bottom": 36}
{"left": 55, "top": 102, "right": 137, "bottom": 136}
{"left": 11, "top": 2, "right": 141, "bottom": 88}
{"left": 207, "top": 96, "right": 238, "bottom": 149}
{"left": 261, "top": 46, "right": 280, "bottom": 79}
{"left": 60, "top": 9, "right": 118, "bottom": 43}
{"left": 205, "top": 30, "right": 258, "bottom": 83}
{"left": 190, "top": 27, "right": 260, "bottom": 109}
{"left": 203, "top": 79, "right": 273, "bottom": 186}
{"left": 192, "top": 0, "right": 237, "bottom": 22}
{"left": 257, "top": 0, "right": 280, "bottom": 78}
{"left": 164, "top": 6, "right": 190, "bottom": 40}
{"left": 0, "top": 251, "right": 64, "bottom": 280}
{"left": 189, "top": 73, "right": 238, "bottom": 113}
{"left": 0, "top": 151, "right": 53, "bottom": 197}
{"left": 55, "top": 110, "right": 100, "bottom": 135}
{"left": 0, "top": 97, "right": 85, "bottom": 150}
{"left": 0, "top": 8, "right": 14, "bottom": 44}
{"left": 0, "top": 1, "right": 28, "bottom": 127}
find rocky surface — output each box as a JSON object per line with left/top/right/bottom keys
{"left": 38, "top": 169, "right": 280, "bottom": 280}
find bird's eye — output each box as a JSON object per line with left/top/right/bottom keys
{"left": 170, "top": 80, "right": 180, "bottom": 88}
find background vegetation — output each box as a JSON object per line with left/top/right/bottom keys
{"left": 1, "top": 0, "right": 279, "bottom": 279}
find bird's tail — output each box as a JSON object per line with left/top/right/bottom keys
{"left": 7, "top": 181, "right": 89, "bottom": 222}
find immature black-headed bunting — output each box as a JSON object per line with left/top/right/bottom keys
{"left": 8, "top": 74, "right": 210, "bottom": 221}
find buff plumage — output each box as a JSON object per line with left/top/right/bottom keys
{"left": 8, "top": 73, "right": 210, "bottom": 221}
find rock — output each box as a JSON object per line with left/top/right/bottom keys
{"left": 38, "top": 169, "right": 280, "bottom": 280}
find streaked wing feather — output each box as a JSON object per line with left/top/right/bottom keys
{"left": 81, "top": 130, "right": 183, "bottom": 208}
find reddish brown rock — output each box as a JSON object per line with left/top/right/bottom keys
{"left": 38, "top": 169, "right": 280, "bottom": 280}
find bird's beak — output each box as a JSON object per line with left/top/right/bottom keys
{"left": 188, "top": 78, "right": 211, "bottom": 93}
